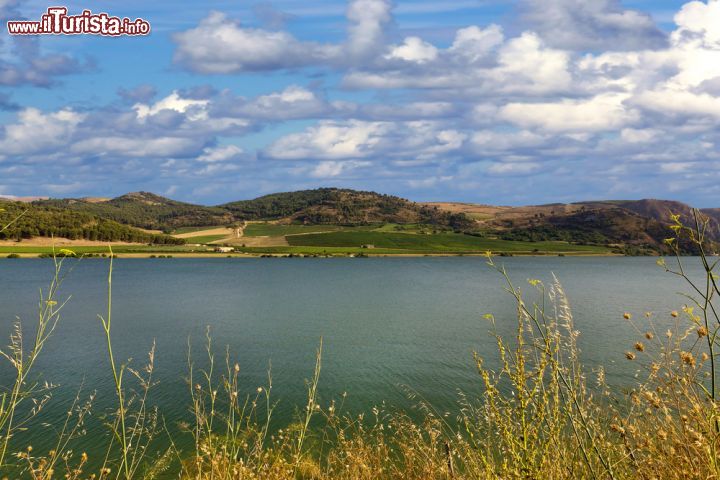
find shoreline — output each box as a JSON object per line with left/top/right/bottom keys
{"left": 1, "top": 251, "right": 627, "bottom": 259}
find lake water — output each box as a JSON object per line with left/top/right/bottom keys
{"left": 0, "top": 257, "right": 706, "bottom": 464}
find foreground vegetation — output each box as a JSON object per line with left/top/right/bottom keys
{"left": 0, "top": 212, "right": 719, "bottom": 478}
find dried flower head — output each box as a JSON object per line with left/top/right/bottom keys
{"left": 680, "top": 351, "right": 696, "bottom": 367}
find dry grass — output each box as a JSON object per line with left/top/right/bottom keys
{"left": 1, "top": 209, "right": 719, "bottom": 479}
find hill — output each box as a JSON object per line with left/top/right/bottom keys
{"left": 426, "top": 199, "right": 719, "bottom": 254}
{"left": 0, "top": 200, "right": 184, "bottom": 245}
{"left": 12, "top": 189, "right": 719, "bottom": 255}
{"left": 221, "top": 188, "right": 473, "bottom": 229}
{"left": 39, "top": 192, "right": 233, "bottom": 232}
{"left": 37, "top": 189, "right": 474, "bottom": 232}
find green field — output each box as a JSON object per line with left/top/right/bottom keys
{"left": 244, "top": 223, "right": 354, "bottom": 237}
{"left": 285, "top": 231, "right": 611, "bottom": 254}
{"left": 183, "top": 234, "right": 228, "bottom": 244}
{"left": 0, "top": 245, "right": 203, "bottom": 254}
{"left": 172, "top": 226, "right": 226, "bottom": 234}
{"left": 0, "top": 228, "right": 615, "bottom": 256}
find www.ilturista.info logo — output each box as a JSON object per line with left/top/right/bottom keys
{"left": 7, "top": 7, "right": 150, "bottom": 36}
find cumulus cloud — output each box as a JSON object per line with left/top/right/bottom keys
{"left": 173, "top": 0, "right": 392, "bottom": 73}
{"left": 499, "top": 93, "right": 638, "bottom": 132}
{"left": 0, "top": 108, "right": 85, "bottom": 155}
{"left": 518, "top": 0, "right": 667, "bottom": 51}
{"left": 197, "top": 145, "right": 244, "bottom": 163}
{"left": 172, "top": 11, "right": 333, "bottom": 73}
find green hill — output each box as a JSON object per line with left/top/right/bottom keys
{"left": 222, "top": 188, "right": 473, "bottom": 229}
{"left": 0, "top": 200, "right": 184, "bottom": 244}
{"left": 38, "top": 192, "right": 233, "bottom": 232}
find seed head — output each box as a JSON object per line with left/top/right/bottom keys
{"left": 625, "top": 352, "right": 636, "bottom": 360}
{"left": 634, "top": 342, "right": 645, "bottom": 352}
{"left": 680, "top": 351, "right": 696, "bottom": 367}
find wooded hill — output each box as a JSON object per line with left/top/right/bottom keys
{"left": 0, "top": 200, "right": 185, "bottom": 244}
{"left": 36, "top": 189, "right": 474, "bottom": 232}
{"left": 428, "top": 199, "right": 720, "bottom": 255}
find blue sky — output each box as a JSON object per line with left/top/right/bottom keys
{"left": 2, "top": 0, "right": 719, "bottom": 206}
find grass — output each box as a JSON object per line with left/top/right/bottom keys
{"left": 286, "top": 231, "right": 611, "bottom": 253}
{"left": 244, "top": 223, "right": 358, "bottom": 237}
{"left": 172, "top": 226, "right": 226, "bottom": 235}
{"left": 1, "top": 210, "right": 719, "bottom": 479}
{"left": 183, "top": 234, "right": 229, "bottom": 244}
{"left": 0, "top": 245, "right": 198, "bottom": 254}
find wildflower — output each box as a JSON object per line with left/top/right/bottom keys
{"left": 623, "top": 312, "right": 632, "bottom": 320}
{"left": 257, "top": 387, "right": 262, "bottom": 393}
{"left": 645, "top": 332, "right": 654, "bottom": 340}
{"left": 697, "top": 327, "right": 708, "bottom": 337}
{"left": 702, "top": 352, "right": 710, "bottom": 362}
{"left": 81, "top": 452, "right": 88, "bottom": 462}
{"left": 671, "top": 311, "right": 679, "bottom": 318}
{"left": 234, "top": 363, "right": 240, "bottom": 373}
{"left": 634, "top": 342, "right": 645, "bottom": 352}
{"left": 666, "top": 329, "right": 673, "bottom": 338}
{"left": 26, "top": 446, "right": 32, "bottom": 452}
{"left": 625, "top": 352, "right": 636, "bottom": 360}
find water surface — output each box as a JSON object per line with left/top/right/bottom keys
{"left": 0, "top": 257, "right": 703, "bottom": 459}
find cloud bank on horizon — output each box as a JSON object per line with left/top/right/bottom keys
{"left": 1, "top": 0, "right": 720, "bottom": 206}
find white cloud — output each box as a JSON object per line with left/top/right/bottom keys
{"left": 71, "top": 136, "right": 202, "bottom": 158}
{"left": 265, "top": 120, "right": 387, "bottom": 160}
{"left": 487, "top": 162, "right": 541, "bottom": 175}
{"left": 135, "top": 91, "right": 209, "bottom": 120}
{"left": 197, "top": 145, "right": 244, "bottom": 163}
{"left": 673, "top": 0, "right": 720, "bottom": 47}
{"left": 173, "top": 0, "right": 391, "bottom": 73}
{"left": 173, "top": 11, "right": 333, "bottom": 73}
{"left": 0, "top": 108, "right": 84, "bottom": 155}
{"left": 386, "top": 37, "right": 438, "bottom": 63}
{"left": 346, "top": 0, "right": 393, "bottom": 59}
{"left": 310, "top": 160, "right": 370, "bottom": 178}
{"left": 499, "top": 93, "right": 637, "bottom": 132}
{"left": 449, "top": 25, "right": 504, "bottom": 63}
{"left": 519, "top": 0, "right": 666, "bottom": 51}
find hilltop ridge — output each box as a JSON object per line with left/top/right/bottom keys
{"left": 0, "top": 188, "right": 713, "bottom": 255}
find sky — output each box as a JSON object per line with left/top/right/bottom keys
{"left": 1, "top": 0, "right": 719, "bottom": 206}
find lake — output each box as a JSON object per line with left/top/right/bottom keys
{"left": 0, "top": 256, "right": 705, "bottom": 463}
